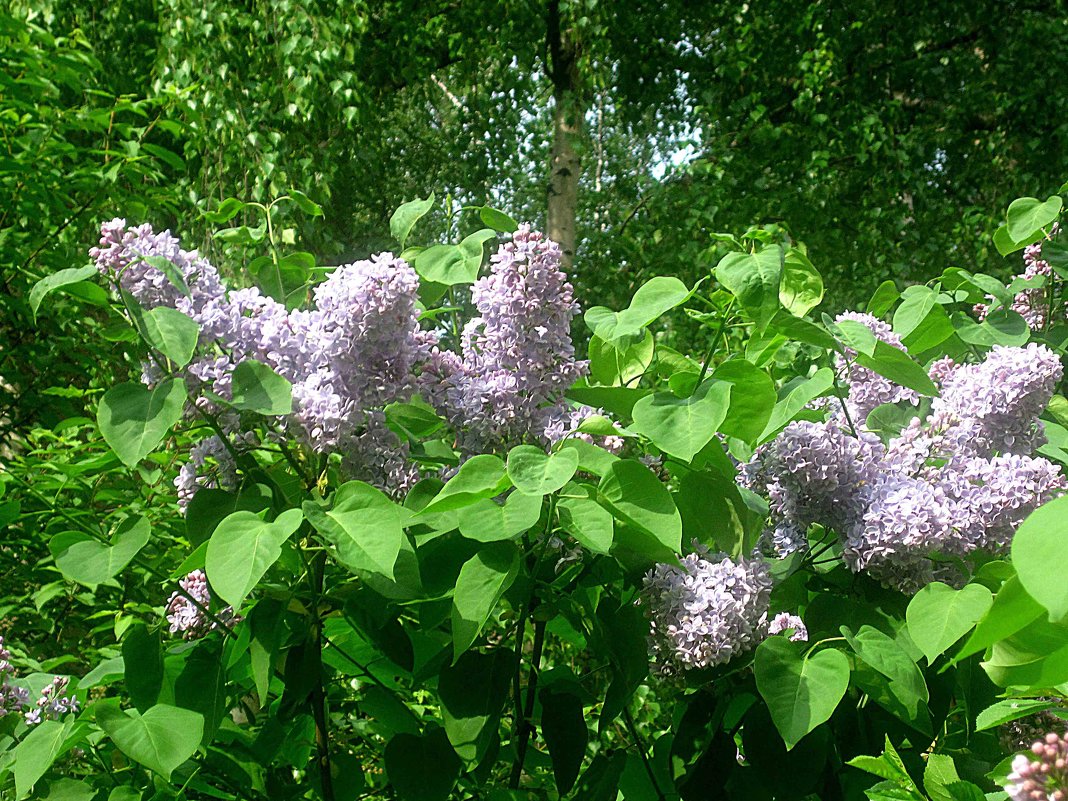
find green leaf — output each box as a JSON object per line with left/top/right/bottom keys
{"left": 229, "top": 359, "right": 293, "bottom": 415}
{"left": 584, "top": 277, "right": 690, "bottom": 341}
{"left": 557, "top": 487, "right": 614, "bottom": 554}
{"left": 390, "top": 194, "right": 435, "bottom": 248}
{"left": 306, "top": 481, "right": 409, "bottom": 578}
{"left": 754, "top": 637, "right": 849, "bottom": 750}
{"left": 96, "top": 700, "right": 204, "bottom": 779}
{"left": 419, "top": 455, "right": 510, "bottom": 515}
{"left": 759, "top": 368, "right": 835, "bottom": 442}
{"left": 97, "top": 379, "right": 186, "bottom": 467}
{"left": 955, "top": 576, "right": 1045, "bottom": 662}
{"left": 712, "top": 360, "right": 776, "bottom": 444}
{"left": 140, "top": 255, "right": 191, "bottom": 296}
{"left": 136, "top": 306, "right": 199, "bottom": 367}
{"left": 250, "top": 252, "right": 313, "bottom": 307}
{"left": 943, "top": 781, "right": 985, "bottom": 801}
{"left": 779, "top": 248, "right": 824, "bottom": 317}
{"left": 588, "top": 331, "right": 655, "bottom": 387}
{"left": 456, "top": 491, "right": 543, "bottom": 542}
{"left": 853, "top": 341, "right": 938, "bottom": 396}
{"left": 29, "top": 265, "right": 97, "bottom": 319}
{"left": 50, "top": 515, "right": 151, "bottom": 586}
{"left": 415, "top": 244, "right": 478, "bottom": 286}
{"left": 13, "top": 719, "right": 74, "bottom": 798}
{"left": 288, "top": 188, "right": 324, "bottom": 216}
{"left": 906, "top": 582, "right": 993, "bottom": 663}
{"left": 479, "top": 206, "right": 518, "bottom": 233}
{"left": 506, "top": 445, "right": 578, "bottom": 495}
{"left": 924, "top": 753, "right": 961, "bottom": 801}
{"left": 1007, "top": 196, "right": 1062, "bottom": 242}
{"left": 205, "top": 508, "right": 303, "bottom": 608}
{"left": 597, "top": 460, "right": 682, "bottom": 553}
{"left": 844, "top": 626, "right": 928, "bottom": 716}
{"left": 630, "top": 378, "right": 732, "bottom": 461}
{"left": 384, "top": 728, "right": 461, "bottom": 801}
{"left": 451, "top": 542, "right": 520, "bottom": 661}
{"left": 122, "top": 624, "right": 163, "bottom": 711}
{"left": 566, "top": 384, "right": 651, "bottom": 419}
{"left": 1011, "top": 494, "right": 1068, "bottom": 621}
{"left": 439, "top": 650, "right": 511, "bottom": 767}
{"left": 867, "top": 280, "right": 900, "bottom": 317}
{"left": 715, "top": 245, "right": 783, "bottom": 330}
{"left": 201, "top": 197, "right": 247, "bottom": 223}
{"left": 975, "top": 698, "right": 1057, "bottom": 732}
{"left": 540, "top": 687, "right": 588, "bottom": 794}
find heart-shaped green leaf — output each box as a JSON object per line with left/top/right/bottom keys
{"left": 506, "top": 445, "right": 579, "bottom": 495}
{"left": 49, "top": 515, "right": 151, "bottom": 586}
{"left": 557, "top": 486, "right": 614, "bottom": 554}
{"left": 779, "top": 247, "right": 823, "bottom": 317}
{"left": 451, "top": 542, "right": 520, "bottom": 661}
{"left": 630, "top": 379, "right": 732, "bottom": 461}
{"left": 755, "top": 637, "right": 850, "bottom": 750}
{"left": 135, "top": 306, "right": 199, "bottom": 367}
{"left": 305, "top": 481, "right": 409, "bottom": 578}
{"left": 715, "top": 246, "right": 783, "bottom": 330}
{"left": 419, "top": 455, "right": 510, "bottom": 515}
{"left": 1007, "top": 195, "right": 1062, "bottom": 242}
{"left": 384, "top": 728, "right": 461, "bottom": 801}
{"left": 456, "top": 490, "right": 543, "bottom": 542}
{"left": 229, "top": 359, "right": 293, "bottom": 415}
{"left": 29, "top": 265, "right": 97, "bottom": 319}
{"left": 598, "top": 460, "right": 682, "bottom": 553}
{"left": 1012, "top": 494, "right": 1068, "bottom": 621}
{"left": 390, "top": 194, "right": 435, "bottom": 248}
{"left": 96, "top": 701, "right": 204, "bottom": 779}
{"left": 906, "top": 582, "right": 993, "bottom": 663}
{"left": 584, "top": 276, "right": 690, "bottom": 341}
{"left": 97, "top": 379, "right": 186, "bottom": 468}
{"left": 13, "top": 719, "right": 75, "bottom": 798}
{"left": 205, "top": 508, "right": 303, "bottom": 608}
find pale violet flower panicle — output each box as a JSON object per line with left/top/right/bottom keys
{"left": 640, "top": 546, "right": 773, "bottom": 675}
{"left": 739, "top": 419, "right": 884, "bottom": 556}
{"left": 166, "top": 570, "right": 239, "bottom": 639}
{"left": 976, "top": 232, "right": 1059, "bottom": 331}
{"left": 766, "top": 612, "right": 808, "bottom": 642}
{"left": 0, "top": 637, "right": 29, "bottom": 717}
{"left": 926, "top": 343, "right": 1062, "bottom": 460}
{"left": 832, "top": 311, "right": 920, "bottom": 423}
{"left": 90, "top": 218, "right": 225, "bottom": 315}
{"left": 844, "top": 473, "right": 955, "bottom": 591}
{"left": 541, "top": 404, "right": 626, "bottom": 454}
{"left": 1005, "top": 730, "right": 1068, "bottom": 801}
{"left": 940, "top": 454, "right": 1067, "bottom": 553}
{"left": 24, "top": 676, "right": 79, "bottom": 726}
{"left": 444, "top": 225, "right": 587, "bottom": 451}
{"left": 174, "top": 435, "right": 239, "bottom": 510}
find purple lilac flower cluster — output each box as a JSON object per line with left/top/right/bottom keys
{"left": 0, "top": 637, "right": 78, "bottom": 724}
{"left": 93, "top": 219, "right": 598, "bottom": 500}
{"left": 976, "top": 232, "right": 1059, "bottom": 331}
{"left": 25, "top": 677, "right": 79, "bottom": 725}
{"left": 742, "top": 333, "right": 1066, "bottom": 590}
{"left": 766, "top": 612, "right": 808, "bottom": 642}
{"left": 640, "top": 546, "right": 773, "bottom": 674}
{"left": 165, "top": 570, "right": 239, "bottom": 639}
{"left": 0, "top": 637, "right": 29, "bottom": 717}
{"left": 443, "top": 225, "right": 588, "bottom": 451}
{"left": 1006, "top": 730, "right": 1068, "bottom": 801}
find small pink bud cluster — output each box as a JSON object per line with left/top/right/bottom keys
{"left": 1006, "top": 731, "right": 1068, "bottom": 801}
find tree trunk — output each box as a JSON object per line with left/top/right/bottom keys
{"left": 545, "top": 0, "right": 582, "bottom": 270}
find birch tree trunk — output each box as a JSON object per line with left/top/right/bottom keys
{"left": 545, "top": 0, "right": 582, "bottom": 270}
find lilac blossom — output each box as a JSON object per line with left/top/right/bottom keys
{"left": 444, "top": 225, "right": 587, "bottom": 451}
{"left": 641, "top": 546, "right": 773, "bottom": 674}
{"left": 91, "top": 218, "right": 225, "bottom": 315}
{"left": 1006, "top": 730, "right": 1068, "bottom": 801}
{"left": 765, "top": 612, "right": 808, "bottom": 642}
{"left": 174, "top": 436, "right": 239, "bottom": 510}
{"left": 976, "top": 235, "right": 1058, "bottom": 330}
{"left": 739, "top": 419, "right": 885, "bottom": 556}
{"left": 25, "top": 676, "right": 79, "bottom": 725}
{"left": 541, "top": 404, "right": 626, "bottom": 454}
{"left": 0, "top": 637, "right": 29, "bottom": 717}
{"left": 165, "top": 570, "right": 239, "bottom": 639}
